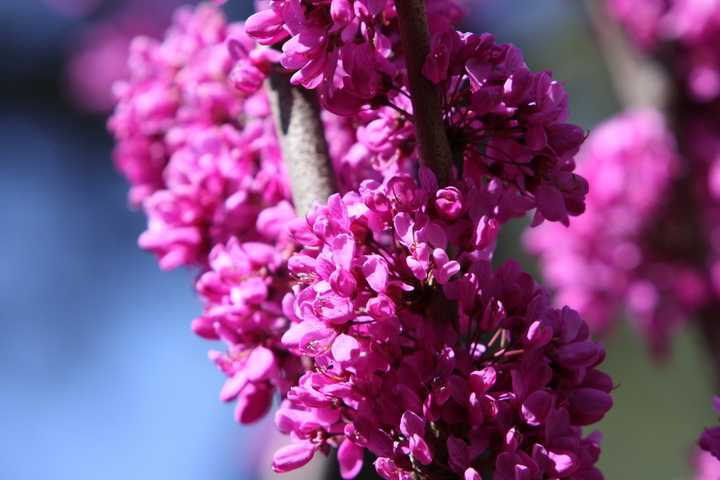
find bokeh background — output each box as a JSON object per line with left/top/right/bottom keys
{"left": 0, "top": 1, "right": 714, "bottom": 479}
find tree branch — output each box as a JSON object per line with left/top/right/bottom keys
{"left": 266, "top": 70, "right": 337, "bottom": 216}
{"left": 262, "top": 71, "right": 337, "bottom": 479}
{"left": 395, "top": 0, "right": 454, "bottom": 186}
{"left": 581, "top": 0, "right": 670, "bottom": 111}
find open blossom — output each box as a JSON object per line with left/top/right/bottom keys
{"left": 194, "top": 236, "right": 303, "bottom": 423}
{"left": 273, "top": 170, "right": 612, "bottom": 478}
{"left": 245, "top": 0, "right": 464, "bottom": 114}
{"left": 526, "top": 110, "right": 709, "bottom": 355}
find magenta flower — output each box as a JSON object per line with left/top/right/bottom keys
{"left": 426, "top": 30, "right": 588, "bottom": 226}
{"left": 196, "top": 236, "right": 304, "bottom": 423}
{"left": 695, "top": 449, "right": 720, "bottom": 480}
{"left": 246, "top": 0, "right": 464, "bottom": 114}
{"left": 109, "top": 4, "right": 247, "bottom": 207}
{"left": 109, "top": 3, "right": 615, "bottom": 477}
{"left": 246, "top": 0, "right": 396, "bottom": 114}
{"left": 273, "top": 170, "right": 612, "bottom": 478}
{"left": 138, "top": 122, "right": 290, "bottom": 269}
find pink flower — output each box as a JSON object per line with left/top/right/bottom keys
{"left": 526, "top": 110, "right": 708, "bottom": 355}
{"left": 272, "top": 441, "right": 318, "bottom": 472}
{"left": 110, "top": 4, "right": 614, "bottom": 478}
{"left": 109, "top": 4, "right": 247, "bottom": 207}
{"left": 196, "top": 237, "right": 302, "bottom": 423}
{"left": 338, "top": 439, "right": 365, "bottom": 479}
{"left": 246, "top": 0, "right": 463, "bottom": 114}
{"left": 422, "top": 30, "right": 588, "bottom": 226}
{"left": 274, "top": 171, "right": 612, "bottom": 478}
{"left": 138, "top": 123, "right": 289, "bottom": 269}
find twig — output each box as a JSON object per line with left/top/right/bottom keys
{"left": 395, "top": 0, "right": 454, "bottom": 186}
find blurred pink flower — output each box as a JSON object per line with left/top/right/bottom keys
{"left": 695, "top": 449, "right": 720, "bottom": 480}
{"left": 527, "top": 110, "right": 710, "bottom": 355}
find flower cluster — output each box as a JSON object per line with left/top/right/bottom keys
{"left": 109, "top": 5, "right": 294, "bottom": 270}
{"left": 318, "top": 29, "right": 591, "bottom": 226}
{"left": 526, "top": 110, "right": 710, "bottom": 354}
{"left": 107, "top": 3, "right": 299, "bottom": 421}
{"left": 137, "top": 121, "right": 291, "bottom": 269}
{"left": 193, "top": 237, "right": 303, "bottom": 423}
{"left": 109, "top": 2, "right": 612, "bottom": 478}
{"left": 109, "top": 4, "right": 246, "bottom": 207}
{"left": 245, "top": 0, "right": 464, "bottom": 114}
{"left": 273, "top": 170, "right": 612, "bottom": 479}
{"left": 424, "top": 30, "right": 588, "bottom": 226}
{"left": 607, "top": 0, "right": 720, "bottom": 101}
{"left": 335, "top": 94, "right": 418, "bottom": 184}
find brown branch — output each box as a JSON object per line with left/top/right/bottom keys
{"left": 396, "top": 0, "right": 454, "bottom": 186}
{"left": 266, "top": 70, "right": 337, "bottom": 216}
{"left": 581, "top": 0, "right": 670, "bottom": 111}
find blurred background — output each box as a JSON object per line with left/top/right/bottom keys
{"left": 0, "top": 1, "right": 714, "bottom": 479}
